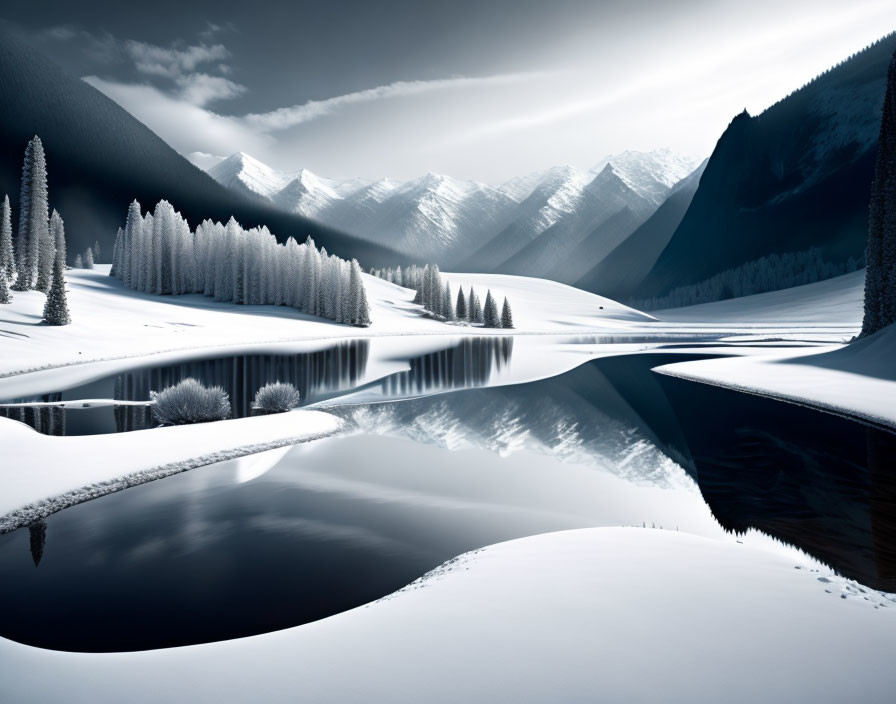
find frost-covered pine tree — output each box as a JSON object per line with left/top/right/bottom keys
{"left": 43, "top": 247, "right": 70, "bottom": 326}
{"left": 14, "top": 136, "right": 49, "bottom": 291}
{"left": 111, "top": 227, "right": 123, "bottom": 277}
{"left": 861, "top": 49, "right": 896, "bottom": 337}
{"left": 501, "top": 297, "right": 514, "bottom": 329}
{"left": 84, "top": 247, "right": 95, "bottom": 270}
{"left": 0, "top": 195, "right": 14, "bottom": 281}
{"left": 93, "top": 240, "right": 102, "bottom": 263}
{"left": 50, "top": 210, "right": 66, "bottom": 269}
{"left": 455, "top": 286, "right": 467, "bottom": 321}
{"left": 469, "top": 287, "right": 483, "bottom": 324}
{"left": 0, "top": 268, "right": 10, "bottom": 303}
{"left": 483, "top": 290, "right": 501, "bottom": 327}
{"left": 73, "top": 253, "right": 83, "bottom": 268}
{"left": 443, "top": 282, "right": 455, "bottom": 321}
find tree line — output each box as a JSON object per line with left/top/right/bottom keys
{"left": 631, "top": 248, "right": 863, "bottom": 311}
{"left": 110, "top": 200, "right": 371, "bottom": 326}
{"left": 0, "top": 135, "right": 70, "bottom": 325}
{"left": 371, "top": 264, "right": 513, "bottom": 328}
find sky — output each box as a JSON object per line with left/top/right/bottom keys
{"left": 3, "top": 0, "right": 896, "bottom": 184}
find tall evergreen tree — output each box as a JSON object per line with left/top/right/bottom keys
{"left": 483, "top": 290, "right": 501, "bottom": 328}
{"left": 443, "top": 282, "right": 456, "bottom": 321}
{"left": 84, "top": 247, "right": 95, "bottom": 270}
{"left": 456, "top": 286, "right": 467, "bottom": 320}
{"left": 862, "top": 49, "right": 896, "bottom": 337}
{"left": 14, "top": 136, "right": 49, "bottom": 291}
{"left": 0, "top": 195, "right": 14, "bottom": 281}
{"left": 0, "top": 267, "right": 10, "bottom": 303}
{"left": 43, "top": 247, "right": 70, "bottom": 325}
{"left": 469, "top": 288, "right": 483, "bottom": 324}
{"left": 501, "top": 298, "right": 514, "bottom": 329}
{"left": 73, "top": 253, "right": 83, "bottom": 268}
{"left": 49, "top": 210, "right": 66, "bottom": 269}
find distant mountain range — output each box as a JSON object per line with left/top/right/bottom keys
{"left": 198, "top": 149, "right": 701, "bottom": 278}
{"left": 0, "top": 29, "right": 398, "bottom": 266}
{"left": 630, "top": 31, "right": 896, "bottom": 303}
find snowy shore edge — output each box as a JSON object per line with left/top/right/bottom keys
{"left": 0, "top": 410, "right": 344, "bottom": 534}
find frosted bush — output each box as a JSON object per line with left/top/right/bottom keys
{"left": 252, "top": 382, "right": 301, "bottom": 414}
{"left": 150, "top": 378, "right": 231, "bottom": 425}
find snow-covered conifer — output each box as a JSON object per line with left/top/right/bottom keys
{"left": 43, "top": 250, "right": 70, "bottom": 325}
{"left": 469, "top": 288, "right": 483, "bottom": 324}
{"left": 50, "top": 210, "right": 65, "bottom": 269}
{"left": 0, "top": 195, "right": 14, "bottom": 281}
{"left": 501, "top": 298, "right": 514, "bottom": 329}
{"left": 455, "top": 286, "right": 467, "bottom": 320}
{"left": 84, "top": 247, "right": 95, "bottom": 270}
{"left": 443, "top": 282, "right": 455, "bottom": 321}
{"left": 483, "top": 290, "right": 501, "bottom": 327}
{"left": 73, "top": 253, "right": 83, "bottom": 268}
{"left": 15, "top": 136, "right": 49, "bottom": 291}
{"left": 0, "top": 268, "right": 10, "bottom": 303}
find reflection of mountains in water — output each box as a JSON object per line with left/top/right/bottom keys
{"left": 340, "top": 354, "right": 686, "bottom": 488}
{"left": 658, "top": 374, "right": 896, "bottom": 592}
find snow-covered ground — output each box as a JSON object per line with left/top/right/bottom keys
{"left": 653, "top": 269, "right": 864, "bottom": 340}
{"left": 656, "top": 323, "right": 896, "bottom": 429}
{"left": 1, "top": 527, "right": 892, "bottom": 704}
{"left": 0, "top": 266, "right": 651, "bottom": 380}
{"left": 0, "top": 409, "right": 343, "bottom": 532}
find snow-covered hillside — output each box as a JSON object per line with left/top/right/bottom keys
{"left": 201, "top": 150, "right": 701, "bottom": 272}
{"left": 1, "top": 527, "right": 892, "bottom": 703}
{"left": 0, "top": 266, "right": 651, "bottom": 381}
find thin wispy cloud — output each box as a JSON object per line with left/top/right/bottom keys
{"left": 242, "top": 72, "right": 551, "bottom": 132}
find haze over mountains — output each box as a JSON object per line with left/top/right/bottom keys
{"left": 199, "top": 149, "right": 701, "bottom": 277}
{"left": 0, "top": 28, "right": 400, "bottom": 267}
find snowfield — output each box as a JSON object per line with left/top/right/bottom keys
{"left": 0, "top": 409, "right": 344, "bottom": 533}
{"left": 0, "top": 527, "right": 892, "bottom": 704}
{"left": 0, "top": 265, "right": 651, "bottom": 380}
{"left": 657, "top": 269, "right": 865, "bottom": 327}
{"left": 656, "top": 323, "right": 896, "bottom": 429}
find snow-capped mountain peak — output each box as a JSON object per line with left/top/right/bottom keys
{"left": 207, "top": 152, "right": 294, "bottom": 201}
{"left": 589, "top": 149, "right": 702, "bottom": 207}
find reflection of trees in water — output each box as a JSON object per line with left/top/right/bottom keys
{"left": 0, "top": 399, "right": 66, "bottom": 436}
{"left": 29, "top": 520, "right": 47, "bottom": 566}
{"left": 114, "top": 340, "right": 370, "bottom": 431}
{"left": 379, "top": 337, "right": 513, "bottom": 397}
{"left": 658, "top": 374, "right": 896, "bottom": 592}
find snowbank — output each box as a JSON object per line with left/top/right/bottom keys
{"left": 655, "top": 324, "right": 896, "bottom": 429}
{"left": 0, "top": 409, "right": 344, "bottom": 532}
{"left": 0, "top": 267, "right": 651, "bottom": 379}
{"left": 0, "top": 528, "right": 892, "bottom": 703}
{"left": 656, "top": 269, "right": 864, "bottom": 331}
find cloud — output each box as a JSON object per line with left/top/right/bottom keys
{"left": 124, "top": 40, "right": 231, "bottom": 78}
{"left": 83, "top": 76, "right": 270, "bottom": 156}
{"left": 243, "top": 73, "right": 548, "bottom": 132}
{"left": 174, "top": 73, "right": 246, "bottom": 107}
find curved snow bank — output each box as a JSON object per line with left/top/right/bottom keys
{"left": 655, "top": 269, "right": 864, "bottom": 330}
{"left": 0, "top": 527, "right": 892, "bottom": 703}
{"left": 655, "top": 325, "right": 896, "bottom": 430}
{"left": 0, "top": 410, "right": 343, "bottom": 533}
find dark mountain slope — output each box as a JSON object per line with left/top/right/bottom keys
{"left": 0, "top": 29, "right": 399, "bottom": 266}
{"left": 637, "top": 32, "right": 896, "bottom": 299}
{"left": 576, "top": 160, "right": 707, "bottom": 298}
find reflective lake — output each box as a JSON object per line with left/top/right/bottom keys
{"left": 0, "top": 339, "right": 893, "bottom": 652}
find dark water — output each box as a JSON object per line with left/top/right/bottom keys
{"left": 0, "top": 344, "right": 893, "bottom": 652}
{"left": 0, "top": 336, "right": 512, "bottom": 435}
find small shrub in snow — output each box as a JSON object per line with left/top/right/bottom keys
{"left": 151, "top": 378, "right": 231, "bottom": 425}
{"left": 252, "top": 382, "right": 301, "bottom": 414}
